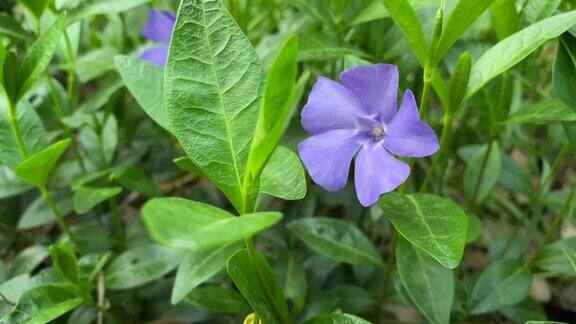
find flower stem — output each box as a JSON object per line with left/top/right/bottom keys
{"left": 40, "top": 185, "right": 79, "bottom": 248}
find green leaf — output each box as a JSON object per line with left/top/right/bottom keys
{"left": 284, "top": 252, "right": 307, "bottom": 313}
{"left": 259, "top": 146, "right": 306, "bottom": 200}
{"left": 287, "top": 217, "right": 384, "bottom": 268}
{"left": 463, "top": 142, "right": 501, "bottom": 205}
{"left": 302, "top": 313, "right": 371, "bottom": 324}
{"left": 17, "top": 191, "right": 73, "bottom": 230}
{"left": 471, "top": 259, "right": 533, "bottom": 314}
{"left": 18, "top": 13, "right": 67, "bottom": 100}
{"left": 63, "top": 47, "right": 118, "bottom": 83}
{"left": 68, "top": 0, "right": 150, "bottom": 23}
{"left": 379, "top": 193, "right": 468, "bottom": 269}
{"left": 553, "top": 34, "right": 576, "bottom": 109}
{"left": 0, "top": 284, "right": 83, "bottom": 323}
{"left": 165, "top": 0, "right": 265, "bottom": 212}
{"left": 244, "top": 36, "right": 299, "bottom": 192}
{"left": 9, "top": 245, "right": 48, "bottom": 277}
{"left": 0, "top": 166, "right": 32, "bottom": 199}
{"left": 501, "top": 298, "right": 547, "bottom": 323}
{"left": 49, "top": 242, "right": 79, "bottom": 285}
{"left": 433, "top": 0, "right": 495, "bottom": 63}
{"left": 351, "top": 0, "right": 440, "bottom": 25}
{"left": 396, "top": 237, "right": 454, "bottom": 324}
{"left": 505, "top": 99, "right": 576, "bottom": 124}
{"left": 73, "top": 186, "right": 122, "bottom": 214}
{"left": 525, "top": 0, "right": 563, "bottom": 23}
{"left": 381, "top": 0, "right": 428, "bottom": 64}
{"left": 298, "top": 34, "right": 367, "bottom": 62}
{"left": 106, "top": 244, "right": 180, "bottom": 290}
{"left": 534, "top": 237, "right": 576, "bottom": 277}
{"left": 0, "top": 12, "right": 34, "bottom": 42}
{"left": 186, "top": 285, "right": 250, "bottom": 313}
{"left": 448, "top": 51, "right": 472, "bottom": 113}
{"left": 142, "top": 197, "right": 282, "bottom": 251}
{"left": 564, "top": 121, "right": 576, "bottom": 152}
{"left": 465, "top": 214, "right": 483, "bottom": 243}
{"left": 114, "top": 55, "right": 170, "bottom": 132}
{"left": 226, "top": 249, "right": 291, "bottom": 324}
{"left": 467, "top": 11, "right": 576, "bottom": 98}
{"left": 0, "top": 99, "right": 48, "bottom": 169}
{"left": 15, "top": 138, "right": 71, "bottom": 187}
{"left": 18, "top": 0, "right": 50, "bottom": 19}
{"left": 171, "top": 242, "right": 241, "bottom": 304}
{"left": 490, "top": 0, "right": 520, "bottom": 40}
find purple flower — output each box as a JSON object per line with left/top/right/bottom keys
{"left": 298, "top": 64, "right": 439, "bottom": 207}
{"left": 140, "top": 9, "right": 176, "bottom": 67}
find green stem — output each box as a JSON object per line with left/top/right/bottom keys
{"left": 8, "top": 100, "right": 30, "bottom": 158}
{"left": 40, "top": 186, "right": 79, "bottom": 247}
{"left": 419, "top": 113, "right": 453, "bottom": 192}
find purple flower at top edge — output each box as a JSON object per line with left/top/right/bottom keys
{"left": 140, "top": 9, "right": 176, "bottom": 67}
{"left": 298, "top": 64, "right": 440, "bottom": 207}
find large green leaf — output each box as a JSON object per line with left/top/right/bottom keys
{"left": 259, "top": 146, "right": 306, "bottom": 200}
{"left": 18, "top": 13, "right": 67, "bottom": 100}
{"left": 463, "top": 142, "right": 501, "bottom": 205}
{"left": 433, "top": 0, "right": 494, "bottom": 63}
{"left": 470, "top": 259, "right": 533, "bottom": 314}
{"left": 534, "top": 237, "right": 576, "bottom": 277}
{"left": 106, "top": 244, "right": 180, "bottom": 290}
{"left": 73, "top": 186, "right": 122, "bottom": 214}
{"left": 165, "top": 0, "right": 265, "bottom": 212}
{"left": 287, "top": 217, "right": 384, "bottom": 268}
{"left": 171, "top": 242, "right": 241, "bottom": 304}
{"left": 303, "top": 313, "right": 371, "bottom": 323}
{"left": 0, "top": 99, "right": 48, "bottom": 169}
{"left": 0, "top": 284, "right": 83, "bottom": 323}
{"left": 142, "top": 197, "right": 282, "bottom": 251}
{"left": 15, "top": 138, "right": 71, "bottom": 187}
{"left": 379, "top": 193, "right": 468, "bottom": 269}
{"left": 381, "top": 0, "right": 428, "bottom": 64}
{"left": 396, "top": 237, "right": 454, "bottom": 324}
{"left": 68, "top": 0, "right": 150, "bottom": 23}
{"left": 114, "top": 55, "right": 170, "bottom": 132}
{"left": 505, "top": 99, "right": 576, "bottom": 124}
{"left": 0, "top": 12, "right": 33, "bottom": 42}
{"left": 467, "top": 11, "right": 576, "bottom": 98}
{"left": 226, "top": 249, "right": 291, "bottom": 324}
{"left": 244, "top": 35, "right": 299, "bottom": 196}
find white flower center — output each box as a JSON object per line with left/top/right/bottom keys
{"left": 371, "top": 124, "right": 386, "bottom": 139}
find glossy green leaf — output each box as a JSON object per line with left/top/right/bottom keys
{"left": 379, "top": 193, "right": 468, "bottom": 269}
{"left": 244, "top": 35, "right": 299, "bottom": 194}
{"left": 186, "top": 285, "right": 250, "bottom": 313}
{"left": 0, "top": 99, "right": 48, "bottom": 169}
{"left": 463, "top": 142, "right": 501, "bottom": 205}
{"left": 467, "top": 11, "right": 576, "bottom": 98}
{"left": 106, "top": 244, "right": 180, "bottom": 290}
{"left": 505, "top": 99, "right": 576, "bottom": 124}
{"left": 287, "top": 217, "right": 384, "bottom": 268}
{"left": 303, "top": 313, "right": 371, "bottom": 324}
{"left": 19, "top": 0, "right": 50, "bottom": 19}
{"left": 259, "top": 146, "right": 306, "bottom": 200}
{"left": 0, "top": 284, "right": 83, "bottom": 323}
{"left": 351, "top": 0, "right": 440, "bottom": 25}
{"left": 226, "top": 249, "right": 291, "bottom": 324}
{"left": 171, "top": 242, "right": 241, "bottom": 304}
{"left": 142, "top": 197, "right": 282, "bottom": 251}
{"left": 433, "top": 0, "right": 494, "bottom": 63}
{"left": 525, "top": 0, "right": 563, "bottom": 23}
{"left": 490, "top": 0, "right": 520, "bottom": 40}
{"left": 381, "top": 0, "right": 428, "bottom": 64}
{"left": 73, "top": 186, "right": 122, "bottom": 214}
{"left": 18, "top": 13, "right": 67, "bottom": 100}
{"left": 534, "top": 237, "right": 576, "bottom": 277}
{"left": 0, "top": 12, "right": 33, "bottom": 42}
{"left": 396, "top": 237, "right": 454, "bottom": 324}
{"left": 49, "top": 242, "right": 79, "bottom": 285}
{"left": 15, "top": 138, "right": 71, "bottom": 187}
{"left": 471, "top": 259, "right": 532, "bottom": 314}
{"left": 68, "top": 0, "right": 150, "bottom": 23}
{"left": 114, "top": 55, "right": 170, "bottom": 132}
{"left": 448, "top": 51, "right": 472, "bottom": 113}
{"left": 164, "top": 0, "right": 265, "bottom": 212}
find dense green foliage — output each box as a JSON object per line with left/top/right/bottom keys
{"left": 0, "top": 0, "right": 575, "bottom": 323}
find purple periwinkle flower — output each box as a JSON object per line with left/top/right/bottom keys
{"left": 298, "top": 64, "right": 439, "bottom": 207}
{"left": 140, "top": 9, "right": 176, "bottom": 67}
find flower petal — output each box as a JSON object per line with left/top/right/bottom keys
{"left": 383, "top": 90, "right": 439, "bottom": 157}
{"left": 301, "top": 77, "right": 367, "bottom": 134}
{"left": 142, "top": 9, "right": 176, "bottom": 43}
{"left": 140, "top": 46, "right": 169, "bottom": 67}
{"left": 298, "top": 129, "right": 361, "bottom": 192}
{"left": 354, "top": 143, "right": 410, "bottom": 207}
{"left": 340, "top": 64, "right": 399, "bottom": 122}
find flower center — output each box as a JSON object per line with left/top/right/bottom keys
{"left": 371, "top": 124, "right": 386, "bottom": 139}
